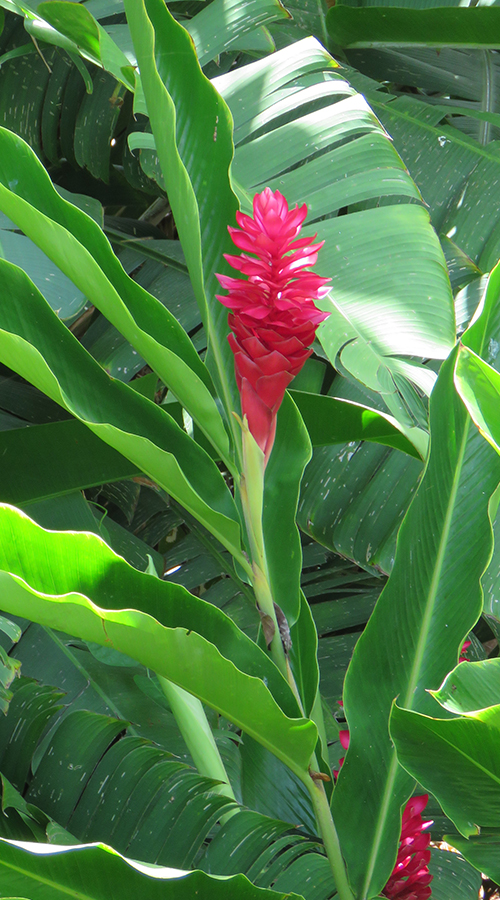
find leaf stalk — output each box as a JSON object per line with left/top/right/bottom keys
{"left": 307, "top": 775, "right": 356, "bottom": 900}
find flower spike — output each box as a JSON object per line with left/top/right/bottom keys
{"left": 216, "top": 188, "right": 330, "bottom": 462}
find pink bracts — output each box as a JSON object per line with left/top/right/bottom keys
{"left": 216, "top": 188, "right": 330, "bottom": 462}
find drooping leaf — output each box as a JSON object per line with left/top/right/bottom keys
{"left": 0, "top": 126, "right": 232, "bottom": 466}
{"left": 0, "top": 259, "right": 242, "bottom": 557}
{"left": 431, "top": 658, "right": 500, "bottom": 715}
{"left": 0, "top": 504, "right": 318, "bottom": 778}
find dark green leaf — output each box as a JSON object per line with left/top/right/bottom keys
{"left": 328, "top": 6, "right": 500, "bottom": 50}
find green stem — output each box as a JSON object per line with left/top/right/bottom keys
{"left": 237, "top": 419, "right": 352, "bottom": 897}
{"left": 238, "top": 423, "right": 289, "bottom": 677}
{"left": 158, "top": 676, "right": 237, "bottom": 823}
{"left": 307, "top": 775, "right": 355, "bottom": 900}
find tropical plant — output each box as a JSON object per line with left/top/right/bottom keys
{"left": 0, "top": 1, "right": 499, "bottom": 899}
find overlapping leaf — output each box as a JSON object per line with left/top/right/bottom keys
{"left": 331, "top": 293, "right": 500, "bottom": 896}
{"left": 123, "top": 0, "right": 244, "bottom": 438}
{"left": 391, "top": 702, "right": 500, "bottom": 837}
{"left": 0, "top": 503, "right": 319, "bottom": 778}
{"left": 0, "top": 126, "right": 235, "bottom": 465}
{"left": 0, "top": 839, "right": 304, "bottom": 900}
{"left": 213, "top": 37, "right": 454, "bottom": 414}
{"left": 0, "top": 259, "right": 242, "bottom": 555}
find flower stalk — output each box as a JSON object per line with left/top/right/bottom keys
{"left": 307, "top": 775, "right": 356, "bottom": 900}
{"left": 238, "top": 419, "right": 288, "bottom": 677}
{"left": 216, "top": 188, "right": 355, "bottom": 895}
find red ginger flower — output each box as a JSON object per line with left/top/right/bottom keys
{"left": 459, "top": 639, "right": 471, "bottom": 663}
{"left": 216, "top": 188, "right": 330, "bottom": 462}
{"left": 382, "top": 795, "right": 433, "bottom": 900}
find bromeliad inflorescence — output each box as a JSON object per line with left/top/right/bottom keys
{"left": 216, "top": 187, "right": 330, "bottom": 463}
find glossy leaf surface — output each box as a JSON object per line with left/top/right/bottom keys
{"left": 124, "top": 0, "right": 242, "bottom": 435}
{"left": 215, "top": 37, "right": 454, "bottom": 410}
{"left": 0, "top": 126, "right": 231, "bottom": 464}
{"left": 0, "top": 504, "right": 317, "bottom": 778}
{"left": 0, "top": 260, "right": 242, "bottom": 557}
{"left": 391, "top": 702, "right": 500, "bottom": 837}
{"left": 290, "top": 391, "right": 426, "bottom": 460}
{"left": 432, "top": 658, "right": 500, "bottom": 716}
{"left": 0, "top": 839, "right": 303, "bottom": 900}
{"left": 332, "top": 323, "right": 500, "bottom": 896}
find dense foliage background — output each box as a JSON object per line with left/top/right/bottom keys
{"left": 1, "top": 0, "right": 500, "bottom": 898}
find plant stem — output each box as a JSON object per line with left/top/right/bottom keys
{"left": 158, "top": 676, "right": 237, "bottom": 823}
{"left": 307, "top": 775, "right": 355, "bottom": 900}
{"left": 238, "top": 418, "right": 353, "bottom": 897}
{"left": 238, "top": 423, "right": 290, "bottom": 678}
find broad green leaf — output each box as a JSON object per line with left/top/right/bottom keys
{"left": 367, "top": 93, "right": 500, "bottom": 271}
{"left": 0, "top": 679, "right": 64, "bottom": 792}
{"left": 214, "top": 37, "right": 455, "bottom": 413}
{"left": 289, "top": 390, "right": 427, "bottom": 460}
{"left": 0, "top": 839, "right": 304, "bottom": 899}
{"left": 347, "top": 42, "right": 500, "bottom": 148}
{"left": 316, "top": 206, "right": 452, "bottom": 417}
{"left": 431, "top": 658, "right": 500, "bottom": 715}
{"left": 0, "top": 126, "right": 232, "bottom": 466}
{"left": 199, "top": 810, "right": 336, "bottom": 900}
{"left": 299, "top": 439, "right": 422, "bottom": 576}
{"left": 0, "top": 674, "right": 237, "bottom": 859}
{"left": 0, "top": 420, "right": 139, "bottom": 505}
{"left": 0, "top": 231, "right": 87, "bottom": 324}
{"left": 9, "top": 628, "right": 190, "bottom": 755}
{"left": 455, "top": 344, "right": 500, "bottom": 453}
{"left": 22, "top": 707, "right": 234, "bottom": 864}
{"left": 455, "top": 259, "right": 500, "bottom": 441}
{"left": 445, "top": 833, "right": 500, "bottom": 885}
{"left": 0, "top": 504, "right": 318, "bottom": 778}
{"left": 327, "top": 5, "right": 500, "bottom": 49}
{"left": 15, "top": 389, "right": 425, "bottom": 505}
{"left": 0, "top": 260, "right": 242, "bottom": 557}
{"left": 267, "top": 0, "right": 329, "bottom": 45}
{"left": 184, "top": 0, "right": 289, "bottom": 68}
{"left": 390, "top": 702, "right": 500, "bottom": 837}
{"left": 332, "top": 320, "right": 500, "bottom": 896}
{"left": 37, "top": 1, "right": 135, "bottom": 89}
{"left": 428, "top": 847, "right": 481, "bottom": 900}
{"left": 124, "top": 0, "right": 242, "bottom": 446}
{"left": 27, "top": 709, "right": 126, "bottom": 824}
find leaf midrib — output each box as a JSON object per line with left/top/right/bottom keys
{"left": 371, "top": 95, "right": 500, "bottom": 165}
{"left": 361, "top": 407, "right": 471, "bottom": 900}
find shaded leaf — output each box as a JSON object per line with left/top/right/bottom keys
{"left": 0, "top": 839, "right": 304, "bottom": 900}
{"left": 390, "top": 702, "right": 500, "bottom": 837}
